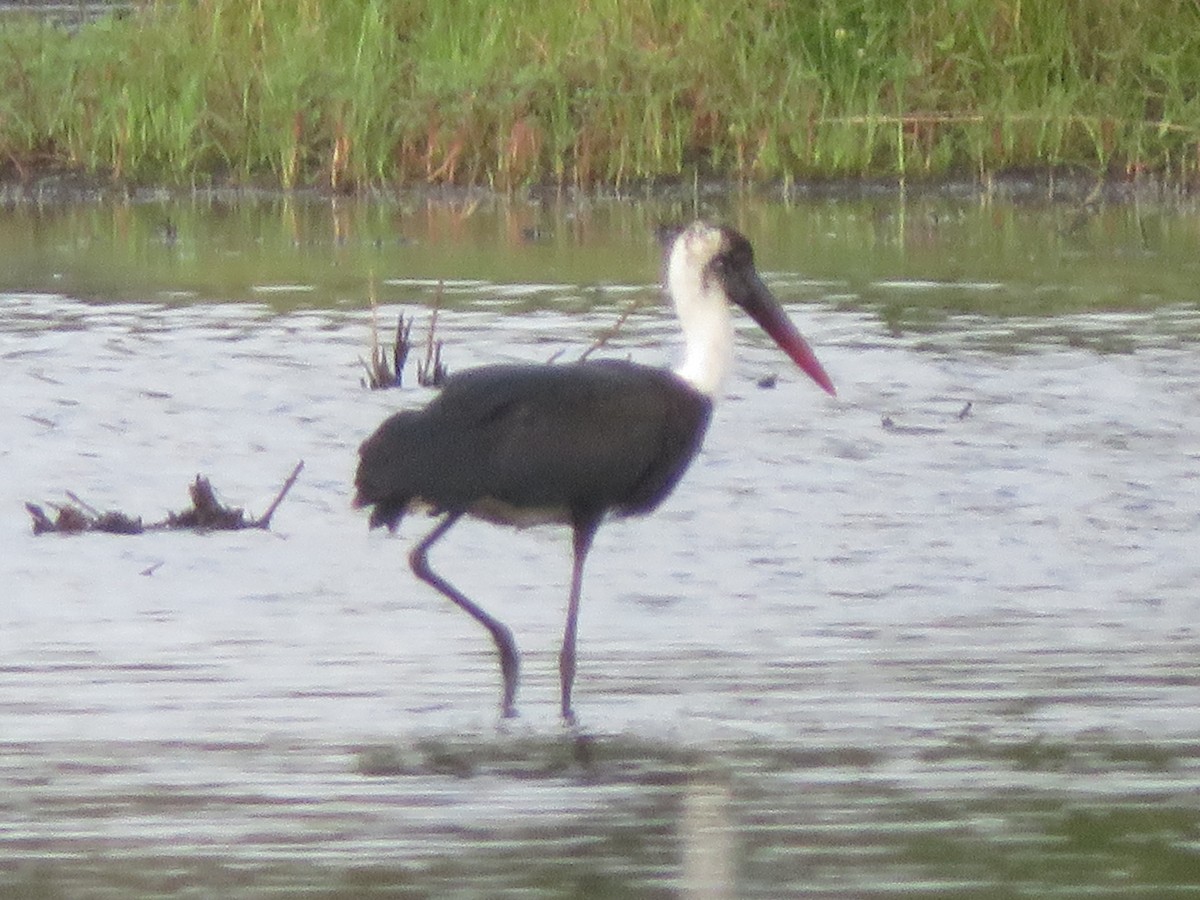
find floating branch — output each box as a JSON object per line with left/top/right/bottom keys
{"left": 25, "top": 500, "right": 143, "bottom": 535}
{"left": 253, "top": 460, "right": 305, "bottom": 528}
{"left": 26, "top": 462, "right": 304, "bottom": 536}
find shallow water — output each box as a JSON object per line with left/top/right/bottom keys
{"left": 3, "top": 194, "right": 1200, "bottom": 897}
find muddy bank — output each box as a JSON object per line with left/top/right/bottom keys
{"left": 3, "top": 167, "right": 1199, "bottom": 211}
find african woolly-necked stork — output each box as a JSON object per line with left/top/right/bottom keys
{"left": 354, "top": 221, "right": 835, "bottom": 720}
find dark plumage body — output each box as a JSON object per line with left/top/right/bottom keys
{"left": 356, "top": 360, "right": 712, "bottom": 533}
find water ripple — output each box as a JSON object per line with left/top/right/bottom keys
{"left": 3, "top": 294, "right": 1200, "bottom": 896}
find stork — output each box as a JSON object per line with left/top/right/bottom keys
{"left": 354, "top": 221, "right": 835, "bottom": 720}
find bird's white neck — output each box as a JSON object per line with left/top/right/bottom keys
{"left": 668, "top": 234, "right": 734, "bottom": 398}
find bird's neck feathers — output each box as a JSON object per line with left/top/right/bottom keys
{"left": 668, "top": 237, "right": 734, "bottom": 398}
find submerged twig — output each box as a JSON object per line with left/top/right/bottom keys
{"left": 26, "top": 462, "right": 305, "bottom": 535}
{"left": 578, "top": 295, "right": 646, "bottom": 362}
{"left": 361, "top": 303, "right": 412, "bottom": 390}
{"left": 416, "top": 283, "right": 449, "bottom": 387}
{"left": 363, "top": 280, "right": 450, "bottom": 390}
{"left": 417, "top": 337, "right": 447, "bottom": 387}
{"left": 392, "top": 315, "right": 413, "bottom": 382}
{"left": 254, "top": 460, "right": 305, "bottom": 528}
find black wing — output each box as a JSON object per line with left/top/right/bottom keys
{"left": 354, "top": 360, "right": 712, "bottom": 529}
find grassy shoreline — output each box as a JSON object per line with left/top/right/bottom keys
{"left": 2, "top": 0, "right": 1200, "bottom": 190}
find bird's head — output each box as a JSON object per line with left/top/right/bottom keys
{"left": 662, "top": 221, "right": 836, "bottom": 396}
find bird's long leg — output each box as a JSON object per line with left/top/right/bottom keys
{"left": 559, "top": 512, "right": 600, "bottom": 722}
{"left": 409, "top": 512, "right": 521, "bottom": 718}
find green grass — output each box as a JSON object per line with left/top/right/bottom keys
{"left": 2, "top": 0, "right": 1200, "bottom": 188}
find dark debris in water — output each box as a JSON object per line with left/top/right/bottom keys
{"left": 361, "top": 293, "right": 449, "bottom": 391}
{"left": 360, "top": 311, "right": 411, "bottom": 389}
{"left": 26, "top": 462, "right": 304, "bottom": 536}
{"left": 882, "top": 400, "right": 975, "bottom": 434}
{"left": 25, "top": 500, "right": 145, "bottom": 536}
